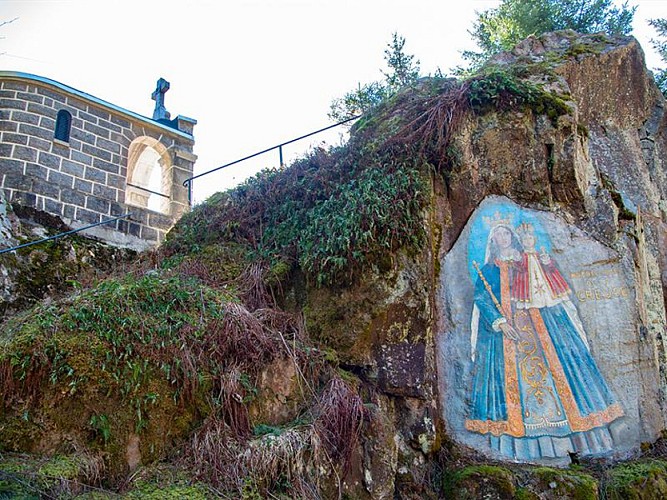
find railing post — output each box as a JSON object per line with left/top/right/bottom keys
{"left": 181, "top": 115, "right": 359, "bottom": 194}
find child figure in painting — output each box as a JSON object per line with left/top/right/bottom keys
{"left": 467, "top": 214, "right": 623, "bottom": 460}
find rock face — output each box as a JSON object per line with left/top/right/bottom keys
{"left": 436, "top": 31, "right": 667, "bottom": 466}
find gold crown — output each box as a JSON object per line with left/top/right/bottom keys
{"left": 483, "top": 211, "right": 513, "bottom": 229}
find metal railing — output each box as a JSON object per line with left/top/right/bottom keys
{"left": 0, "top": 213, "right": 133, "bottom": 255}
{"left": 182, "top": 115, "right": 359, "bottom": 202}
{"left": 126, "top": 182, "right": 170, "bottom": 199}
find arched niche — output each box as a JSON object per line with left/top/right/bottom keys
{"left": 126, "top": 136, "right": 172, "bottom": 214}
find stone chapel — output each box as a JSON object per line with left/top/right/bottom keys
{"left": 0, "top": 71, "right": 196, "bottom": 250}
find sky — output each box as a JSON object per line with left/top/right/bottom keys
{"left": 1, "top": 0, "right": 665, "bottom": 203}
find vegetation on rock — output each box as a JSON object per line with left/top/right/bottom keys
{"left": 649, "top": 18, "right": 667, "bottom": 96}
{"left": 463, "top": 0, "right": 636, "bottom": 70}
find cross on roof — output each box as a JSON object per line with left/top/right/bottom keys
{"left": 151, "top": 77, "right": 171, "bottom": 121}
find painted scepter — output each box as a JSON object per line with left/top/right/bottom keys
{"left": 472, "top": 260, "right": 511, "bottom": 326}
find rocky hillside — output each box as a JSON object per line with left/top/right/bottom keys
{"left": 1, "top": 31, "right": 667, "bottom": 498}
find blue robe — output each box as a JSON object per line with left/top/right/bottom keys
{"left": 466, "top": 258, "right": 623, "bottom": 458}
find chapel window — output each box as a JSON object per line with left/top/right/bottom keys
{"left": 54, "top": 109, "right": 72, "bottom": 143}
{"left": 126, "top": 136, "right": 171, "bottom": 214}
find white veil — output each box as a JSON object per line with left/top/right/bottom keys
{"left": 470, "top": 224, "right": 520, "bottom": 361}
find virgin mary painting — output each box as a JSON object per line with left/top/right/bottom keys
{"left": 465, "top": 209, "right": 623, "bottom": 460}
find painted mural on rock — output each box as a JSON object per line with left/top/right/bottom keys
{"left": 440, "top": 196, "right": 638, "bottom": 463}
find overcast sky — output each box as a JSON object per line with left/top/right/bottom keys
{"left": 1, "top": 0, "right": 665, "bottom": 202}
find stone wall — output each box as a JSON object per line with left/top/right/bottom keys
{"left": 0, "top": 72, "right": 196, "bottom": 250}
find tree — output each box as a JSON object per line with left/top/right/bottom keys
{"left": 328, "top": 33, "right": 420, "bottom": 122}
{"left": 649, "top": 18, "right": 667, "bottom": 97}
{"left": 463, "top": 0, "right": 636, "bottom": 70}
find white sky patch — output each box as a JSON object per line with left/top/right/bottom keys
{"left": 0, "top": 0, "right": 664, "bottom": 203}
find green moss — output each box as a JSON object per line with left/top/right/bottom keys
{"left": 607, "top": 460, "right": 667, "bottom": 500}
{"left": 516, "top": 486, "right": 539, "bottom": 500}
{"left": 467, "top": 69, "right": 572, "bottom": 125}
{"left": 0, "top": 453, "right": 92, "bottom": 498}
{"left": 444, "top": 465, "right": 516, "bottom": 499}
{"left": 532, "top": 466, "right": 598, "bottom": 500}
{"left": 125, "top": 484, "right": 209, "bottom": 499}
{"left": 0, "top": 272, "right": 240, "bottom": 471}
{"left": 37, "top": 455, "right": 84, "bottom": 479}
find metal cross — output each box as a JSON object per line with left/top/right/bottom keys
{"left": 151, "top": 77, "right": 171, "bottom": 121}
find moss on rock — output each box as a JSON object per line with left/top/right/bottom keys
{"left": 445, "top": 465, "right": 517, "bottom": 499}
{"left": 606, "top": 460, "right": 667, "bottom": 500}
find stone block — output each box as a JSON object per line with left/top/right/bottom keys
{"left": 84, "top": 121, "right": 112, "bottom": 140}
{"left": 3, "top": 173, "right": 31, "bottom": 190}
{"left": 28, "top": 136, "right": 51, "bottom": 152}
{"left": 16, "top": 92, "right": 44, "bottom": 104}
{"left": 0, "top": 120, "right": 18, "bottom": 132}
{"left": 110, "top": 202, "right": 125, "bottom": 216}
{"left": 11, "top": 191, "right": 36, "bottom": 207}
{"left": 11, "top": 110, "right": 40, "bottom": 125}
{"left": 377, "top": 343, "right": 426, "bottom": 398}
{"left": 86, "top": 196, "right": 110, "bottom": 214}
{"left": 75, "top": 207, "right": 101, "bottom": 224}
{"left": 2, "top": 133, "right": 28, "bottom": 145}
{"left": 26, "top": 102, "right": 57, "bottom": 118}
{"left": 128, "top": 221, "right": 141, "bottom": 237}
{"left": 60, "top": 187, "right": 86, "bottom": 207}
{"left": 109, "top": 131, "right": 130, "bottom": 148}
{"left": 93, "top": 183, "right": 117, "bottom": 201}
{"left": 65, "top": 96, "right": 87, "bottom": 111}
{"left": 37, "top": 87, "right": 66, "bottom": 103}
{"left": 107, "top": 173, "right": 124, "bottom": 189}
{"left": 32, "top": 178, "right": 60, "bottom": 198}
{"left": 61, "top": 159, "right": 84, "bottom": 177}
{"left": 84, "top": 167, "right": 106, "bottom": 183}
{"left": 0, "top": 144, "right": 12, "bottom": 157}
{"left": 25, "top": 163, "right": 48, "bottom": 180}
{"left": 109, "top": 114, "right": 131, "bottom": 129}
{"left": 51, "top": 142, "right": 70, "bottom": 158}
{"left": 71, "top": 150, "right": 92, "bottom": 166}
{"left": 0, "top": 90, "right": 16, "bottom": 98}
{"left": 63, "top": 204, "right": 75, "bottom": 219}
{"left": 97, "top": 119, "right": 122, "bottom": 134}
{"left": 39, "top": 116, "right": 56, "bottom": 130}
{"left": 96, "top": 137, "right": 121, "bottom": 155}
{"left": 141, "top": 225, "right": 158, "bottom": 241}
{"left": 74, "top": 178, "right": 93, "bottom": 194}
{"left": 44, "top": 198, "right": 64, "bottom": 216}
{"left": 13, "top": 145, "right": 37, "bottom": 162}
{"left": 86, "top": 106, "right": 110, "bottom": 122}
{"left": 0, "top": 158, "right": 26, "bottom": 175}
{"left": 2, "top": 82, "right": 28, "bottom": 92}
{"left": 48, "top": 170, "right": 74, "bottom": 189}
{"left": 70, "top": 127, "right": 96, "bottom": 145}
{"left": 82, "top": 144, "right": 112, "bottom": 162}
{"left": 38, "top": 151, "right": 62, "bottom": 169}
{"left": 92, "top": 157, "right": 119, "bottom": 174}
{"left": 148, "top": 212, "right": 174, "bottom": 229}
{"left": 18, "top": 123, "right": 51, "bottom": 141}
{"left": 0, "top": 98, "right": 26, "bottom": 110}
{"left": 68, "top": 138, "right": 82, "bottom": 152}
